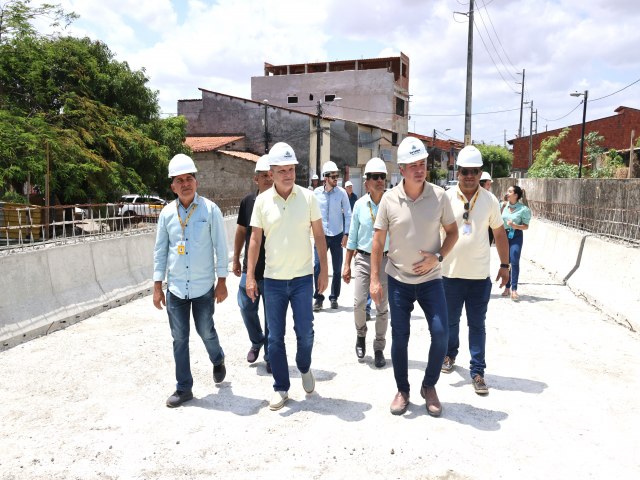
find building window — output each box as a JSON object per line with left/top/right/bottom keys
{"left": 380, "top": 149, "right": 392, "bottom": 161}
{"left": 395, "top": 98, "right": 405, "bottom": 117}
{"left": 287, "top": 96, "right": 298, "bottom": 104}
{"left": 324, "top": 94, "right": 336, "bottom": 102}
{"left": 391, "top": 132, "right": 398, "bottom": 146}
{"left": 309, "top": 94, "right": 314, "bottom": 101}
{"left": 358, "top": 131, "right": 373, "bottom": 147}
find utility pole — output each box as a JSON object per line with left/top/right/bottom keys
{"left": 518, "top": 68, "right": 525, "bottom": 137}
{"left": 316, "top": 100, "right": 322, "bottom": 178}
{"left": 463, "top": 0, "right": 474, "bottom": 146}
{"left": 528, "top": 100, "right": 534, "bottom": 167}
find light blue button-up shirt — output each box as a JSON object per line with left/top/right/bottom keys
{"left": 153, "top": 193, "right": 228, "bottom": 299}
{"left": 347, "top": 193, "right": 390, "bottom": 253}
{"left": 314, "top": 185, "right": 352, "bottom": 236}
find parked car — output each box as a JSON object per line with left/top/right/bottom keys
{"left": 444, "top": 180, "right": 459, "bottom": 190}
{"left": 118, "top": 195, "right": 167, "bottom": 218}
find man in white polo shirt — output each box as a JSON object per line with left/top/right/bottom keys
{"left": 371, "top": 136, "right": 458, "bottom": 417}
{"left": 441, "top": 146, "right": 510, "bottom": 395}
{"left": 246, "top": 142, "right": 328, "bottom": 411}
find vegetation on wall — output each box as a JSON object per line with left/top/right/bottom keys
{"left": 527, "top": 128, "right": 579, "bottom": 178}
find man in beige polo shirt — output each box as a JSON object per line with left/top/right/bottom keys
{"left": 441, "top": 146, "right": 510, "bottom": 395}
{"left": 246, "top": 142, "right": 328, "bottom": 411}
{"left": 371, "top": 136, "right": 458, "bottom": 417}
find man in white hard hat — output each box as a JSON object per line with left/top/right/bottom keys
{"left": 308, "top": 174, "right": 319, "bottom": 190}
{"left": 370, "top": 136, "right": 458, "bottom": 417}
{"left": 344, "top": 180, "right": 358, "bottom": 210}
{"left": 441, "top": 145, "right": 510, "bottom": 395}
{"left": 246, "top": 142, "right": 328, "bottom": 411}
{"left": 153, "top": 153, "right": 229, "bottom": 408}
{"left": 480, "top": 171, "right": 493, "bottom": 191}
{"left": 343, "top": 158, "right": 390, "bottom": 369}
{"left": 313, "top": 160, "right": 352, "bottom": 311}
{"left": 232, "top": 155, "right": 273, "bottom": 372}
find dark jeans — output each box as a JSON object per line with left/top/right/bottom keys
{"left": 313, "top": 233, "right": 343, "bottom": 302}
{"left": 167, "top": 285, "right": 224, "bottom": 392}
{"left": 506, "top": 230, "right": 524, "bottom": 290}
{"left": 387, "top": 276, "right": 448, "bottom": 393}
{"left": 238, "top": 273, "right": 268, "bottom": 362}
{"left": 443, "top": 276, "right": 492, "bottom": 378}
{"left": 264, "top": 275, "right": 314, "bottom": 392}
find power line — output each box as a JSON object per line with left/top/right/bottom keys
{"left": 479, "top": 0, "right": 520, "bottom": 76}
{"left": 473, "top": 19, "right": 519, "bottom": 94}
{"left": 591, "top": 76, "right": 640, "bottom": 102}
{"left": 539, "top": 101, "right": 583, "bottom": 122}
{"left": 475, "top": 3, "right": 519, "bottom": 83}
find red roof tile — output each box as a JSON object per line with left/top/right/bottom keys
{"left": 185, "top": 136, "right": 244, "bottom": 152}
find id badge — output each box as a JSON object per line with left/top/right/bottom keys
{"left": 462, "top": 223, "right": 472, "bottom": 235}
{"left": 177, "top": 241, "right": 186, "bottom": 255}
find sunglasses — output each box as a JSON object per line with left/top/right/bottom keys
{"left": 463, "top": 202, "right": 470, "bottom": 221}
{"left": 367, "top": 173, "right": 386, "bottom": 181}
{"left": 459, "top": 168, "right": 481, "bottom": 176}
{"left": 326, "top": 174, "right": 339, "bottom": 180}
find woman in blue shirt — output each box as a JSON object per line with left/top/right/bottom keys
{"left": 501, "top": 185, "right": 531, "bottom": 301}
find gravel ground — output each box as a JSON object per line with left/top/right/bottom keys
{"left": 1, "top": 249, "right": 638, "bottom": 479}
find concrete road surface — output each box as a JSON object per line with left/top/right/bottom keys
{"left": 1, "top": 249, "right": 638, "bottom": 479}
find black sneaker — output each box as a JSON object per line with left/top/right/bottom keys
{"left": 166, "top": 390, "right": 193, "bottom": 408}
{"left": 374, "top": 350, "right": 386, "bottom": 368}
{"left": 213, "top": 361, "right": 226, "bottom": 383}
{"left": 330, "top": 299, "right": 339, "bottom": 309}
{"left": 355, "top": 336, "right": 365, "bottom": 359}
{"left": 313, "top": 299, "right": 323, "bottom": 312}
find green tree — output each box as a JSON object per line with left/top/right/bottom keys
{"left": 0, "top": 2, "right": 187, "bottom": 204}
{"left": 528, "top": 128, "right": 578, "bottom": 178}
{"left": 475, "top": 144, "right": 512, "bottom": 178}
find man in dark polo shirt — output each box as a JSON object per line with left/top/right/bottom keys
{"left": 232, "top": 155, "right": 273, "bottom": 372}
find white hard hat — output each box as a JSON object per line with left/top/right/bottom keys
{"left": 364, "top": 157, "right": 388, "bottom": 174}
{"left": 480, "top": 171, "right": 492, "bottom": 181}
{"left": 397, "top": 137, "right": 428, "bottom": 165}
{"left": 168, "top": 153, "right": 197, "bottom": 178}
{"left": 311, "top": 174, "right": 319, "bottom": 180}
{"left": 321, "top": 161, "right": 339, "bottom": 176}
{"left": 268, "top": 142, "right": 298, "bottom": 165}
{"left": 345, "top": 181, "right": 353, "bottom": 187}
{"left": 457, "top": 145, "right": 483, "bottom": 167}
{"left": 255, "top": 154, "right": 271, "bottom": 172}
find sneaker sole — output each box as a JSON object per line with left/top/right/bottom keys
{"left": 441, "top": 365, "right": 454, "bottom": 373}
{"left": 269, "top": 398, "right": 288, "bottom": 411}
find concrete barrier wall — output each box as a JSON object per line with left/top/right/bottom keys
{"left": 521, "top": 218, "right": 639, "bottom": 332}
{"left": 1, "top": 215, "right": 239, "bottom": 350}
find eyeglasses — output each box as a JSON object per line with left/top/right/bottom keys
{"left": 459, "top": 168, "right": 481, "bottom": 176}
{"left": 463, "top": 202, "right": 470, "bottom": 221}
{"left": 326, "top": 174, "right": 339, "bottom": 180}
{"left": 367, "top": 173, "right": 386, "bottom": 181}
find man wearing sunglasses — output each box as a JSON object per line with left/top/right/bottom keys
{"left": 371, "top": 136, "right": 458, "bottom": 417}
{"left": 440, "top": 145, "right": 510, "bottom": 396}
{"left": 343, "top": 158, "right": 390, "bottom": 369}
{"left": 312, "top": 161, "right": 352, "bottom": 311}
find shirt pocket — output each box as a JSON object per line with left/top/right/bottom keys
{"left": 191, "top": 220, "right": 210, "bottom": 244}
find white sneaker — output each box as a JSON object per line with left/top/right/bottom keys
{"left": 269, "top": 391, "right": 288, "bottom": 411}
{"left": 301, "top": 370, "right": 315, "bottom": 393}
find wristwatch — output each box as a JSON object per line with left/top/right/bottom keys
{"left": 500, "top": 263, "right": 511, "bottom": 271}
{"left": 436, "top": 253, "right": 443, "bottom": 262}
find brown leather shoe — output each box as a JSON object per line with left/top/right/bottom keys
{"left": 389, "top": 391, "right": 409, "bottom": 415}
{"left": 420, "top": 385, "right": 442, "bottom": 417}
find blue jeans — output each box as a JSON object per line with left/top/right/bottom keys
{"left": 314, "top": 233, "right": 343, "bottom": 302}
{"left": 387, "top": 276, "right": 448, "bottom": 393}
{"left": 443, "top": 277, "right": 492, "bottom": 378}
{"left": 264, "top": 275, "right": 314, "bottom": 392}
{"left": 506, "top": 230, "right": 524, "bottom": 290}
{"left": 166, "top": 285, "right": 224, "bottom": 391}
{"left": 238, "top": 273, "right": 269, "bottom": 362}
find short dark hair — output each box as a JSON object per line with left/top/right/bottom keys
{"left": 511, "top": 184, "right": 523, "bottom": 201}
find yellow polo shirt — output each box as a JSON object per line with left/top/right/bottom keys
{"left": 375, "top": 180, "right": 455, "bottom": 284}
{"left": 441, "top": 186, "right": 503, "bottom": 279}
{"left": 250, "top": 184, "right": 322, "bottom": 280}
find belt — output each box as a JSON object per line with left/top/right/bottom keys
{"left": 357, "top": 249, "right": 388, "bottom": 257}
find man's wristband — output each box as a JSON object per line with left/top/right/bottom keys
{"left": 500, "top": 263, "right": 511, "bottom": 271}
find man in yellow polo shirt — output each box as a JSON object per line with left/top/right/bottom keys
{"left": 441, "top": 146, "right": 510, "bottom": 395}
{"left": 246, "top": 142, "right": 328, "bottom": 411}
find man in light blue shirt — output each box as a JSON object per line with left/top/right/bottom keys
{"left": 153, "top": 154, "right": 229, "bottom": 408}
{"left": 342, "top": 158, "right": 390, "bottom": 368}
{"left": 313, "top": 161, "right": 352, "bottom": 311}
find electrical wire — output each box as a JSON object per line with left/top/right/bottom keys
{"left": 539, "top": 101, "right": 583, "bottom": 122}
{"left": 479, "top": 0, "right": 520, "bottom": 76}
{"left": 475, "top": 3, "right": 519, "bottom": 83}
{"left": 473, "top": 19, "right": 519, "bottom": 94}
{"left": 591, "top": 76, "right": 640, "bottom": 102}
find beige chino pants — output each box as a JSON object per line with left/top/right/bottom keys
{"left": 353, "top": 253, "right": 389, "bottom": 352}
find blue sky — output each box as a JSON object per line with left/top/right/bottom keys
{"left": 51, "top": 0, "right": 640, "bottom": 145}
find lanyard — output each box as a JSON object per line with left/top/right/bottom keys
{"left": 176, "top": 200, "right": 198, "bottom": 241}
{"left": 367, "top": 197, "right": 379, "bottom": 223}
{"left": 457, "top": 189, "right": 480, "bottom": 224}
